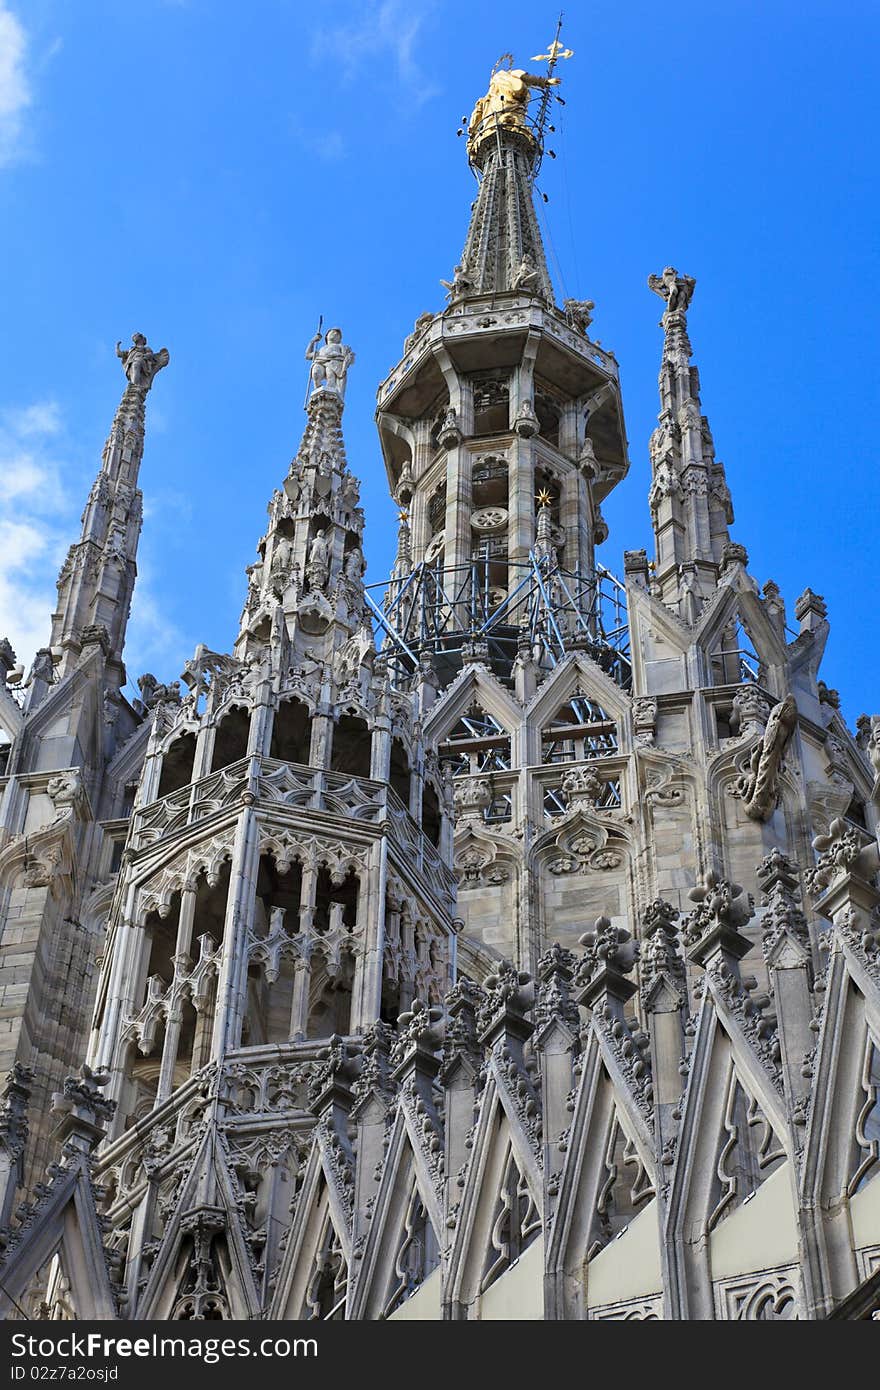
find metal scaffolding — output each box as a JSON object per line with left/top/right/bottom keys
{"left": 364, "top": 550, "right": 631, "bottom": 693}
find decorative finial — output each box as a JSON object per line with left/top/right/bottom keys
{"left": 536, "top": 487, "right": 552, "bottom": 507}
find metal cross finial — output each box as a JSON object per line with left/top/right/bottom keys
{"left": 532, "top": 39, "right": 575, "bottom": 64}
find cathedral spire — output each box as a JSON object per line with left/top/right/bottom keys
{"left": 647, "top": 269, "right": 734, "bottom": 619}
{"left": 447, "top": 44, "right": 571, "bottom": 303}
{"left": 50, "top": 334, "right": 168, "bottom": 681}
{"left": 235, "top": 325, "right": 368, "bottom": 666}
{"left": 374, "top": 34, "right": 629, "bottom": 690}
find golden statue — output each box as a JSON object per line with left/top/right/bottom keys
{"left": 467, "top": 55, "right": 561, "bottom": 151}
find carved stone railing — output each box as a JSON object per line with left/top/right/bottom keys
{"left": 384, "top": 784, "right": 456, "bottom": 909}
{"left": 378, "top": 300, "right": 619, "bottom": 403}
{"left": 219, "top": 1045, "right": 327, "bottom": 1121}
{"left": 93, "top": 1044, "right": 334, "bottom": 1215}
{"left": 130, "top": 756, "right": 456, "bottom": 907}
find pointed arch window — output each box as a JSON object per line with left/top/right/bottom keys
{"left": 305, "top": 1212, "right": 348, "bottom": 1320}
{"left": 710, "top": 618, "right": 760, "bottom": 686}
{"left": 849, "top": 1034, "right": 880, "bottom": 1196}
{"left": 440, "top": 707, "right": 511, "bottom": 776}
{"left": 707, "top": 1070, "right": 786, "bottom": 1232}
{"left": 480, "top": 1142, "right": 541, "bottom": 1294}
{"left": 382, "top": 1181, "right": 440, "bottom": 1318}
{"left": 541, "top": 695, "right": 618, "bottom": 764}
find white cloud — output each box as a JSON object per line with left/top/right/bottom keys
{"left": 0, "top": 400, "right": 73, "bottom": 670}
{"left": 6, "top": 400, "right": 61, "bottom": 436}
{"left": 314, "top": 1, "right": 439, "bottom": 108}
{"left": 0, "top": 394, "right": 195, "bottom": 696}
{"left": 0, "top": 3, "right": 30, "bottom": 167}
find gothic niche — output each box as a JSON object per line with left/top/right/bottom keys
{"left": 472, "top": 373, "right": 510, "bottom": 436}
{"left": 331, "top": 713, "right": 372, "bottom": 780}
{"left": 389, "top": 738, "right": 411, "bottom": 809}
{"left": 421, "top": 778, "right": 441, "bottom": 847}
{"left": 380, "top": 897, "right": 446, "bottom": 1022}
{"left": 157, "top": 731, "right": 196, "bottom": 799}
{"left": 127, "top": 862, "right": 230, "bottom": 1122}
{"left": 270, "top": 695, "right": 312, "bottom": 766}
{"left": 210, "top": 704, "right": 250, "bottom": 772}
{"left": 710, "top": 618, "right": 760, "bottom": 687}
{"left": 171, "top": 1219, "right": 230, "bottom": 1320}
{"left": 244, "top": 855, "right": 304, "bottom": 1046}
{"left": 535, "top": 387, "right": 562, "bottom": 447}
{"left": 427, "top": 481, "right": 447, "bottom": 549}
{"left": 245, "top": 854, "right": 358, "bottom": 1044}
{"left": 308, "top": 865, "right": 358, "bottom": 1037}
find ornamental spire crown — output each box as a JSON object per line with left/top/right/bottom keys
{"left": 451, "top": 35, "right": 573, "bottom": 303}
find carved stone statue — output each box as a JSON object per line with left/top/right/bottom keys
{"left": 734, "top": 693, "right": 798, "bottom": 821}
{"left": 563, "top": 298, "right": 595, "bottom": 334}
{"left": 512, "top": 252, "right": 540, "bottom": 294}
{"left": 115, "top": 334, "right": 170, "bottom": 391}
{"left": 467, "top": 61, "right": 560, "bottom": 147}
{"left": 339, "top": 471, "right": 360, "bottom": 509}
{"left": 305, "top": 528, "right": 330, "bottom": 591}
{"left": 137, "top": 673, "right": 180, "bottom": 707}
{"left": 866, "top": 715, "right": 880, "bottom": 780}
{"left": 404, "top": 311, "right": 434, "bottom": 354}
{"left": 440, "top": 264, "right": 473, "bottom": 302}
{"left": 24, "top": 648, "right": 55, "bottom": 687}
{"left": 648, "top": 267, "right": 696, "bottom": 317}
{"left": 305, "top": 327, "right": 355, "bottom": 399}
{"left": 344, "top": 544, "right": 366, "bottom": 582}
{"left": 514, "top": 399, "right": 539, "bottom": 438}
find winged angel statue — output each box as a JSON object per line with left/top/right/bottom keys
{"left": 115, "top": 333, "right": 170, "bottom": 391}
{"left": 647, "top": 267, "right": 697, "bottom": 315}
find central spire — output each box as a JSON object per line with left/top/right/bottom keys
{"left": 374, "top": 35, "right": 630, "bottom": 692}
{"left": 449, "top": 47, "right": 570, "bottom": 303}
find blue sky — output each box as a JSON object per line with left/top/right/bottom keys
{"left": 0, "top": 1, "right": 877, "bottom": 723}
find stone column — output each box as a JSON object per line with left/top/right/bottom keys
{"left": 212, "top": 807, "right": 259, "bottom": 1059}
{"left": 349, "top": 841, "right": 387, "bottom": 1032}
{"left": 155, "top": 886, "right": 198, "bottom": 1101}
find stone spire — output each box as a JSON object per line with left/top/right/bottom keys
{"left": 448, "top": 58, "right": 561, "bottom": 302}
{"left": 50, "top": 334, "right": 169, "bottom": 682}
{"left": 235, "top": 326, "right": 368, "bottom": 665}
{"left": 646, "top": 269, "right": 735, "bottom": 619}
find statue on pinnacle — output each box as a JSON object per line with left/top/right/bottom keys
{"left": 648, "top": 267, "right": 696, "bottom": 320}
{"left": 115, "top": 333, "right": 170, "bottom": 392}
{"left": 305, "top": 326, "right": 355, "bottom": 400}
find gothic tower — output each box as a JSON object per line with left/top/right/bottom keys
{"left": 0, "top": 336, "right": 168, "bottom": 1192}
{"left": 0, "top": 40, "right": 878, "bottom": 1323}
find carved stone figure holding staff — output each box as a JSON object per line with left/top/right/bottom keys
{"left": 305, "top": 326, "right": 355, "bottom": 399}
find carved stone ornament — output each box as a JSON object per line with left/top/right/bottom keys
{"left": 731, "top": 693, "right": 797, "bottom": 821}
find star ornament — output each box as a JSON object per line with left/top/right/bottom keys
{"left": 536, "top": 488, "right": 553, "bottom": 507}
